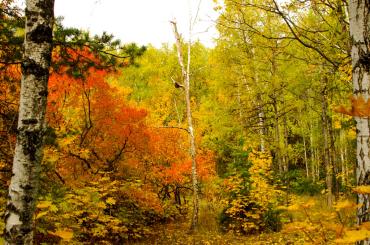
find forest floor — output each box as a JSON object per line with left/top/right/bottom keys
{"left": 133, "top": 195, "right": 348, "bottom": 245}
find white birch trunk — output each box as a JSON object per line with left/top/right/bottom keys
{"left": 171, "top": 21, "right": 199, "bottom": 231}
{"left": 250, "top": 48, "right": 265, "bottom": 152}
{"left": 348, "top": 0, "right": 370, "bottom": 239}
{"left": 4, "top": 0, "right": 54, "bottom": 244}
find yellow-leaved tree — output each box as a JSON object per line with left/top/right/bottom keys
{"left": 220, "top": 150, "right": 283, "bottom": 234}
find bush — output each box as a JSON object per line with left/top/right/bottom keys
{"left": 34, "top": 175, "right": 184, "bottom": 244}
{"left": 220, "top": 151, "right": 284, "bottom": 234}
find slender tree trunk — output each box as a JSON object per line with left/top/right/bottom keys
{"left": 4, "top": 0, "right": 54, "bottom": 244}
{"left": 345, "top": 146, "right": 349, "bottom": 186}
{"left": 316, "top": 149, "right": 320, "bottom": 181}
{"left": 273, "top": 99, "right": 282, "bottom": 173}
{"left": 321, "top": 85, "right": 333, "bottom": 206}
{"left": 348, "top": 0, "right": 370, "bottom": 236}
{"left": 171, "top": 21, "right": 199, "bottom": 231}
{"left": 310, "top": 130, "right": 316, "bottom": 182}
{"left": 328, "top": 111, "right": 340, "bottom": 198}
{"left": 339, "top": 127, "right": 345, "bottom": 186}
{"left": 258, "top": 108, "right": 265, "bottom": 152}
{"left": 250, "top": 48, "right": 266, "bottom": 152}
{"left": 303, "top": 136, "right": 309, "bottom": 178}
{"left": 283, "top": 114, "right": 289, "bottom": 172}
{"left": 340, "top": 143, "right": 346, "bottom": 186}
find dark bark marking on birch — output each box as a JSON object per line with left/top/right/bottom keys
{"left": 22, "top": 119, "right": 38, "bottom": 125}
{"left": 27, "top": 25, "right": 52, "bottom": 44}
{"left": 25, "top": 10, "right": 38, "bottom": 25}
{"left": 39, "top": 90, "right": 48, "bottom": 97}
{"left": 6, "top": 203, "right": 20, "bottom": 214}
{"left": 22, "top": 130, "right": 42, "bottom": 161}
{"left": 36, "top": 0, "right": 54, "bottom": 19}
{"left": 359, "top": 53, "right": 370, "bottom": 72}
{"left": 22, "top": 58, "right": 49, "bottom": 77}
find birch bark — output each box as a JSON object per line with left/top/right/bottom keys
{"left": 4, "top": 0, "right": 54, "bottom": 244}
{"left": 348, "top": 0, "right": 370, "bottom": 239}
{"left": 171, "top": 21, "right": 199, "bottom": 231}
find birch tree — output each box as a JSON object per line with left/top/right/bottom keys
{"left": 348, "top": 0, "right": 370, "bottom": 232}
{"left": 170, "top": 21, "right": 199, "bottom": 231}
{"left": 4, "top": 0, "right": 54, "bottom": 244}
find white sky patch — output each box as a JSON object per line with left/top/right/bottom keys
{"left": 53, "top": 0, "right": 220, "bottom": 48}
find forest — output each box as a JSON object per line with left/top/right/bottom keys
{"left": 1, "top": 0, "right": 370, "bottom": 244}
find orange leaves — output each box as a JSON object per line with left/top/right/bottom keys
{"left": 335, "top": 95, "right": 370, "bottom": 117}
{"left": 145, "top": 127, "right": 215, "bottom": 185}
{"left": 46, "top": 48, "right": 152, "bottom": 181}
{"left": 196, "top": 150, "right": 216, "bottom": 181}
{"left": 46, "top": 48, "right": 217, "bottom": 188}
{"left": 0, "top": 64, "right": 21, "bottom": 107}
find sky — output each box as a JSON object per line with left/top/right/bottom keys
{"left": 51, "top": 0, "right": 220, "bottom": 48}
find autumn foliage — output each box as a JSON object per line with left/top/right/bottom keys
{"left": 220, "top": 151, "right": 283, "bottom": 234}
{"left": 14, "top": 48, "right": 214, "bottom": 243}
{"left": 335, "top": 96, "right": 370, "bottom": 117}
{"left": 2, "top": 0, "right": 370, "bottom": 242}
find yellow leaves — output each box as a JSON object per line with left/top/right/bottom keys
{"left": 106, "top": 197, "right": 116, "bottom": 205}
{"left": 49, "top": 229, "right": 73, "bottom": 241}
{"left": 283, "top": 221, "right": 313, "bottom": 232}
{"left": 335, "top": 229, "right": 370, "bottom": 243}
{"left": 37, "top": 200, "right": 53, "bottom": 209}
{"left": 361, "top": 222, "right": 370, "bottom": 230}
{"left": 36, "top": 200, "right": 59, "bottom": 220}
{"left": 79, "top": 148, "right": 90, "bottom": 159}
{"left": 338, "top": 62, "right": 352, "bottom": 82}
{"left": 285, "top": 204, "right": 300, "bottom": 211}
{"left": 223, "top": 175, "right": 243, "bottom": 193}
{"left": 348, "top": 127, "right": 356, "bottom": 139}
{"left": 278, "top": 199, "right": 315, "bottom": 212}
{"left": 58, "top": 135, "right": 78, "bottom": 148}
{"left": 213, "top": 1, "right": 223, "bottom": 12}
{"left": 334, "top": 200, "right": 358, "bottom": 211}
{"left": 353, "top": 185, "right": 370, "bottom": 194}
{"left": 97, "top": 201, "right": 106, "bottom": 209}
{"left": 248, "top": 151, "right": 280, "bottom": 206}
{"left": 108, "top": 78, "right": 133, "bottom": 97}
{"left": 13, "top": 28, "right": 24, "bottom": 38}
{"left": 333, "top": 120, "right": 341, "bottom": 129}
{"left": 222, "top": 150, "right": 282, "bottom": 233}
{"left": 36, "top": 211, "right": 49, "bottom": 219}
{"left": 301, "top": 199, "right": 316, "bottom": 209}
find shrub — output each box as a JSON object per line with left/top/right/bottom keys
{"left": 220, "top": 151, "right": 284, "bottom": 234}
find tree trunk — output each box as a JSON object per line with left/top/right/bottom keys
{"left": 340, "top": 142, "right": 346, "bottom": 186}
{"left": 328, "top": 109, "right": 339, "bottom": 199}
{"left": 310, "top": 130, "right": 316, "bottom": 182}
{"left": 283, "top": 114, "right": 289, "bottom": 172}
{"left": 303, "top": 136, "right": 309, "bottom": 178}
{"left": 4, "top": 0, "right": 54, "bottom": 244}
{"left": 348, "top": 0, "right": 370, "bottom": 235}
{"left": 273, "top": 99, "right": 283, "bottom": 173}
{"left": 258, "top": 108, "right": 265, "bottom": 152}
{"left": 171, "top": 21, "right": 199, "bottom": 231}
{"left": 321, "top": 85, "right": 333, "bottom": 206}
{"left": 250, "top": 48, "right": 266, "bottom": 153}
